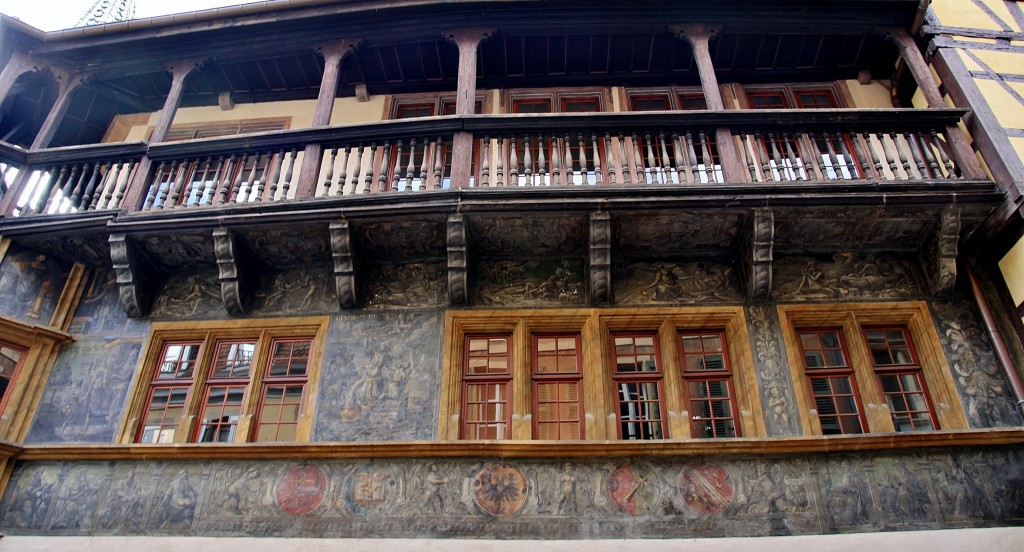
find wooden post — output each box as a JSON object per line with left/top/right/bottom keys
{"left": 445, "top": 28, "right": 495, "bottom": 189}
{"left": 30, "top": 72, "right": 87, "bottom": 150}
{"left": 672, "top": 25, "right": 747, "bottom": 183}
{"left": 881, "top": 28, "right": 985, "bottom": 179}
{"left": 296, "top": 39, "right": 359, "bottom": 199}
{"left": 0, "top": 52, "right": 39, "bottom": 103}
{"left": 122, "top": 58, "right": 203, "bottom": 212}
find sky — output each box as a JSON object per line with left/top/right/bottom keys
{"left": 0, "top": 0, "right": 253, "bottom": 31}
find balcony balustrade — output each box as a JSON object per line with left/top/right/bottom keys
{"left": 0, "top": 108, "right": 985, "bottom": 219}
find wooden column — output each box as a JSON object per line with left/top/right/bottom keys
{"left": 296, "top": 39, "right": 359, "bottom": 198}
{"left": 122, "top": 58, "right": 203, "bottom": 212}
{"left": 445, "top": 28, "right": 495, "bottom": 189}
{"left": 881, "top": 28, "right": 985, "bottom": 179}
{"left": 30, "top": 71, "right": 86, "bottom": 150}
{"left": 673, "top": 24, "right": 747, "bottom": 183}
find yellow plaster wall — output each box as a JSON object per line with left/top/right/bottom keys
{"left": 999, "top": 237, "right": 1024, "bottom": 307}
{"left": 843, "top": 80, "right": 893, "bottom": 108}
{"left": 931, "top": 0, "right": 1022, "bottom": 32}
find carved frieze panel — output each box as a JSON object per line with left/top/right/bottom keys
{"left": 25, "top": 338, "right": 142, "bottom": 443}
{"left": 242, "top": 226, "right": 331, "bottom": 266}
{"left": 468, "top": 216, "right": 586, "bottom": 258}
{"left": 614, "top": 261, "right": 742, "bottom": 305}
{"left": 140, "top": 233, "right": 216, "bottom": 270}
{"left": 249, "top": 266, "right": 337, "bottom": 316}
{"left": 2, "top": 448, "right": 1021, "bottom": 538}
{"left": 365, "top": 262, "right": 446, "bottom": 310}
{"left": 773, "top": 253, "right": 925, "bottom": 301}
{"left": 0, "top": 245, "right": 71, "bottom": 325}
{"left": 474, "top": 260, "right": 586, "bottom": 307}
{"left": 615, "top": 211, "right": 744, "bottom": 253}
{"left": 930, "top": 298, "right": 1019, "bottom": 428}
{"left": 773, "top": 207, "right": 934, "bottom": 253}
{"left": 12, "top": 232, "right": 110, "bottom": 267}
{"left": 150, "top": 272, "right": 226, "bottom": 320}
{"left": 358, "top": 217, "right": 448, "bottom": 260}
{"left": 314, "top": 312, "right": 442, "bottom": 442}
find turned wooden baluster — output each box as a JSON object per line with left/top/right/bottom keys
{"left": 822, "top": 132, "right": 841, "bottom": 179}
{"left": 479, "top": 137, "right": 490, "bottom": 187}
{"left": 672, "top": 132, "right": 689, "bottom": 184}
{"left": 509, "top": 136, "right": 519, "bottom": 186}
{"left": 547, "top": 133, "right": 560, "bottom": 186}
{"left": 644, "top": 132, "right": 657, "bottom": 184}
{"left": 264, "top": 150, "right": 285, "bottom": 201}
{"left": 879, "top": 132, "right": 901, "bottom": 178}
{"left": 218, "top": 154, "right": 243, "bottom": 204}
{"left": 931, "top": 130, "right": 957, "bottom": 178}
{"left": 867, "top": 134, "right": 886, "bottom": 179}
{"left": 241, "top": 153, "right": 262, "bottom": 202}
{"left": 320, "top": 147, "right": 337, "bottom": 196}
{"left": 141, "top": 162, "right": 163, "bottom": 210}
{"left": 169, "top": 159, "right": 194, "bottom": 208}
{"left": 577, "top": 132, "right": 590, "bottom": 185}
{"left": 184, "top": 157, "right": 210, "bottom": 206}
{"left": 917, "top": 131, "right": 941, "bottom": 178}
{"left": 904, "top": 132, "right": 928, "bottom": 180}
{"left": 361, "top": 142, "right": 376, "bottom": 194}
{"left": 890, "top": 131, "right": 913, "bottom": 179}
{"left": 752, "top": 132, "right": 770, "bottom": 182}
{"left": 432, "top": 136, "right": 443, "bottom": 189}
{"left": 617, "top": 132, "right": 630, "bottom": 185}
{"left": 55, "top": 164, "right": 82, "bottom": 212}
{"left": 684, "top": 131, "right": 699, "bottom": 184}
{"left": 766, "top": 133, "right": 784, "bottom": 182}
{"left": 281, "top": 148, "right": 298, "bottom": 198}
{"left": 605, "top": 133, "right": 616, "bottom": 185}
{"left": 631, "top": 133, "right": 644, "bottom": 184}
{"left": 347, "top": 144, "right": 363, "bottom": 195}
{"left": 81, "top": 162, "right": 106, "bottom": 210}
{"left": 97, "top": 161, "right": 123, "bottom": 209}
{"left": 835, "top": 133, "right": 859, "bottom": 179}
{"left": 535, "top": 134, "right": 546, "bottom": 186}
{"left": 376, "top": 142, "right": 391, "bottom": 193}
{"left": 851, "top": 134, "right": 874, "bottom": 179}
{"left": 521, "top": 134, "right": 533, "bottom": 186}
{"left": 563, "top": 133, "right": 575, "bottom": 186}
{"left": 699, "top": 131, "right": 715, "bottom": 183}
{"left": 151, "top": 162, "right": 172, "bottom": 209}
{"left": 32, "top": 166, "right": 61, "bottom": 214}
{"left": 657, "top": 132, "right": 671, "bottom": 184}
{"left": 781, "top": 133, "right": 801, "bottom": 181}
{"left": 417, "top": 140, "right": 430, "bottom": 191}
{"left": 390, "top": 141, "right": 403, "bottom": 191}
{"left": 591, "top": 133, "right": 602, "bottom": 185}
{"left": 199, "top": 156, "right": 224, "bottom": 206}
{"left": 741, "top": 134, "right": 759, "bottom": 181}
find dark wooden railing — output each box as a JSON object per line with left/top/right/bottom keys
{"left": 0, "top": 141, "right": 27, "bottom": 204}
{"left": 3, "top": 108, "right": 982, "bottom": 218}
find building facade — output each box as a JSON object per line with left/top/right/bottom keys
{"left": 0, "top": 0, "right": 1021, "bottom": 548}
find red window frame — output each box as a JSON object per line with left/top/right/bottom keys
{"left": 611, "top": 333, "right": 666, "bottom": 440}
{"left": 194, "top": 339, "right": 256, "bottom": 443}
{"left": 797, "top": 329, "right": 867, "bottom": 435}
{"left": 679, "top": 331, "right": 739, "bottom": 438}
{"left": 253, "top": 337, "right": 312, "bottom": 442}
{"left": 136, "top": 341, "right": 202, "bottom": 443}
{"left": 0, "top": 341, "right": 27, "bottom": 413}
{"left": 461, "top": 334, "right": 512, "bottom": 439}
{"left": 864, "top": 327, "right": 938, "bottom": 432}
{"left": 532, "top": 334, "right": 584, "bottom": 440}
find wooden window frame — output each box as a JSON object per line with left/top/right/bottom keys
{"left": 611, "top": 332, "right": 667, "bottom": 440}
{"left": 253, "top": 337, "right": 312, "bottom": 442}
{"left": 439, "top": 307, "right": 762, "bottom": 441}
{"left": 0, "top": 341, "right": 29, "bottom": 415}
{"left": 796, "top": 328, "right": 868, "bottom": 435}
{"left": 863, "top": 326, "right": 940, "bottom": 432}
{"left": 779, "top": 302, "right": 967, "bottom": 436}
{"left": 678, "top": 330, "right": 740, "bottom": 439}
{"left": 0, "top": 317, "right": 72, "bottom": 442}
{"left": 120, "top": 317, "right": 328, "bottom": 445}
{"left": 623, "top": 87, "right": 706, "bottom": 112}
{"left": 532, "top": 333, "right": 584, "bottom": 440}
{"left": 461, "top": 334, "right": 513, "bottom": 440}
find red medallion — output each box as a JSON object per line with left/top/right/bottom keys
{"left": 275, "top": 465, "right": 327, "bottom": 515}
{"left": 680, "top": 464, "right": 734, "bottom": 514}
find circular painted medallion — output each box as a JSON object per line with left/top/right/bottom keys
{"left": 679, "top": 464, "right": 734, "bottom": 514}
{"left": 606, "top": 462, "right": 657, "bottom": 515}
{"left": 274, "top": 465, "right": 327, "bottom": 515}
{"left": 473, "top": 464, "right": 528, "bottom": 516}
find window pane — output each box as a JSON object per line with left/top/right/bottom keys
{"left": 268, "top": 339, "right": 312, "bottom": 377}
{"left": 156, "top": 343, "right": 201, "bottom": 380}
{"left": 211, "top": 341, "right": 256, "bottom": 379}
{"left": 617, "top": 381, "right": 663, "bottom": 440}
{"left": 466, "top": 336, "right": 510, "bottom": 375}
{"left": 613, "top": 335, "right": 660, "bottom": 373}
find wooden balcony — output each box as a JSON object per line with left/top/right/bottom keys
{"left": 0, "top": 107, "right": 1003, "bottom": 316}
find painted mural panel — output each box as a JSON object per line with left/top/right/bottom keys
{"left": 615, "top": 261, "right": 742, "bottom": 305}
{"left": 313, "top": 311, "right": 442, "bottom": 441}
{"left": 0, "top": 245, "right": 71, "bottom": 326}
{"left": 365, "top": 262, "right": 446, "bottom": 310}
{"left": 474, "top": 260, "right": 585, "bottom": 307}
{"left": 249, "top": 266, "right": 337, "bottom": 316}
{"left": 67, "top": 269, "right": 149, "bottom": 339}
{"left": 1, "top": 447, "right": 1021, "bottom": 538}
{"left": 150, "top": 272, "right": 226, "bottom": 320}
{"left": 931, "top": 297, "right": 1019, "bottom": 428}
{"left": 746, "top": 305, "right": 801, "bottom": 437}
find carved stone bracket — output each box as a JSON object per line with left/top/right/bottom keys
{"left": 447, "top": 214, "right": 468, "bottom": 306}
{"left": 109, "top": 233, "right": 155, "bottom": 318}
{"left": 743, "top": 208, "right": 774, "bottom": 300}
{"left": 213, "top": 227, "right": 253, "bottom": 316}
{"left": 589, "top": 212, "right": 613, "bottom": 305}
{"left": 922, "top": 205, "right": 960, "bottom": 296}
{"left": 330, "top": 220, "right": 359, "bottom": 309}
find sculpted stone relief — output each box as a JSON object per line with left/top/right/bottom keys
{"left": 474, "top": 260, "right": 586, "bottom": 307}
{"left": 0, "top": 245, "right": 70, "bottom": 325}
{"left": 365, "top": 262, "right": 446, "bottom": 310}
{"left": 2, "top": 448, "right": 1021, "bottom": 538}
{"left": 931, "top": 298, "right": 1019, "bottom": 428}
{"left": 746, "top": 305, "right": 801, "bottom": 437}
{"left": 773, "top": 253, "right": 924, "bottom": 301}
{"left": 469, "top": 217, "right": 586, "bottom": 257}
{"left": 150, "top": 272, "right": 226, "bottom": 320}
{"left": 249, "top": 267, "right": 337, "bottom": 315}
{"left": 615, "top": 262, "right": 742, "bottom": 305}
{"left": 314, "top": 312, "right": 442, "bottom": 441}
{"left": 26, "top": 339, "right": 142, "bottom": 443}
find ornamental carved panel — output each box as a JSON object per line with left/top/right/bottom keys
{"left": 249, "top": 266, "right": 337, "bottom": 315}
{"left": 616, "top": 212, "right": 744, "bottom": 253}
{"left": 150, "top": 272, "right": 226, "bottom": 320}
{"left": 469, "top": 216, "right": 586, "bottom": 258}
{"left": 773, "top": 253, "right": 925, "bottom": 301}
{"left": 614, "top": 261, "right": 742, "bottom": 305}
{"left": 2, "top": 448, "right": 1021, "bottom": 538}
{"left": 474, "top": 260, "right": 586, "bottom": 307}
{"left": 365, "top": 262, "right": 446, "bottom": 310}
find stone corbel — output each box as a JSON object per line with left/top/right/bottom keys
{"left": 922, "top": 205, "right": 960, "bottom": 296}
{"left": 213, "top": 227, "right": 254, "bottom": 316}
{"left": 447, "top": 214, "right": 468, "bottom": 306}
{"left": 743, "top": 208, "right": 774, "bottom": 300}
{"left": 589, "top": 212, "right": 613, "bottom": 305}
{"left": 330, "top": 219, "right": 359, "bottom": 309}
{"left": 109, "top": 233, "right": 155, "bottom": 318}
